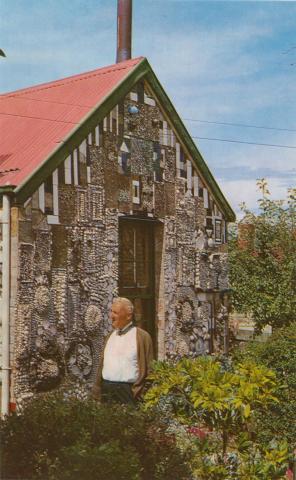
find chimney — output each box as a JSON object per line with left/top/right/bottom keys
{"left": 116, "top": 0, "right": 132, "bottom": 63}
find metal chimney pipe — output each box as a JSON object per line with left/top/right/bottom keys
{"left": 116, "top": 0, "right": 132, "bottom": 63}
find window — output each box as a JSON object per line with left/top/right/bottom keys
{"left": 137, "top": 82, "right": 145, "bottom": 104}
{"left": 109, "top": 107, "right": 117, "bottom": 133}
{"left": 118, "top": 102, "right": 124, "bottom": 137}
{"left": 58, "top": 163, "right": 65, "bottom": 185}
{"left": 39, "top": 170, "right": 59, "bottom": 224}
{"left": 99, "top": 121, "right": 104, "bottom": 145}
{"left": 44, "top": 175, "right": 54, "bottom": 215}
{"left": 72, "top": 149, "right": 81, "bottom": 185}
{"left": 206, "top": 217, "right": 213, "bottom": 230}
{"left": 180, "top": 148, "right": 187, "bottom": 178}
{"left": 121, "top": 152, "right": 130, "bottom": 173}
{"left": 215, "top": 219, "right": 222, "bottom": 243}
{"left": 118, "top": 138, "right": 131, "bottom": 174}
{"left": 132, "top": 180, "right": 140, "bottom": 204}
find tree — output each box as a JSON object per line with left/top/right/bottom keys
{"left": 229, "top": 180, "right": 296, "bottom": 333}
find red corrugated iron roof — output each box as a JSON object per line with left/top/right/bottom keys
{"left": 0, "top": 57, "right": 143, "bottom": 188}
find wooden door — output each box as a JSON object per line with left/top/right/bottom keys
{"left": 119, "top": 219, "right": 156, "bottom": 347}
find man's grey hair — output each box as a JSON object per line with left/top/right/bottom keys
{"left": 112, "top": 297, "right": 134, "bottom": 316}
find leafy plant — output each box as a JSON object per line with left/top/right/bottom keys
{"left": 229, "top": 181, "right": 296, "bottom": 333}
{"left": 234, "top": 323, "right": 296, "bottom": 446}
{"left": 0, "top": 391, "right": 190, "bottom": 480}
{"left": 144, "top": 356, "right": 289, "bottom": 479}
{"left": 237, "top": 440, "right": 289, "bottom": 480}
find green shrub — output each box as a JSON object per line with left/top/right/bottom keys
{"left": 144, "top": 356, "right": 289, "bottom": 479}
{"left": 0, "top": 391, "right": 190, "bottom": 480}
{"left": 234, "top": 323, "right": 296, "bottom": 446}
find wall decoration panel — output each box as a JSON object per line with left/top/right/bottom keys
{"left": 58, "top": 185, "right": 76, "bottom": 224}
{"left": 154, "top": 182, "right": 165, "bottom": 218}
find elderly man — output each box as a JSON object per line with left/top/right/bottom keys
{"left": 92, "top": 297, "right": 153, "bottom": 405}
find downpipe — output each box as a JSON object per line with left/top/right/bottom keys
{"left": 1, "top": 194, "right": 11, "bottom": 416}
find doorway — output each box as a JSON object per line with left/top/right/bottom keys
{"left": 118, "top": 218, "right": 156, "bottom": 348}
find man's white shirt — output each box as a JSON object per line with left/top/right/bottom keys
{"left": 102, "top": 325, "right": 139, "bottom": 382}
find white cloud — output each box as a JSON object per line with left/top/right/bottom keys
{"left": 206, "top": 137, "right": 296, "bottom": 172}
{"left": 219, "top": 176, "right": 294, "bottom": 218}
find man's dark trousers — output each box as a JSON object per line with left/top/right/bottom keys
{"left": 101, "top": 379, "right": 137, "bottom": 406}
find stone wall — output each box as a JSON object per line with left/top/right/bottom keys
{"left": 11, "top": 82, "right": 230, "bottom": 404}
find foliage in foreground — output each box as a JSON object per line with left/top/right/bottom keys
{"left": 234, "top": 322, "right": 296, "bottom": 446}
{"left": 144, "top": 355, "right": 289, "bottom": 480}
{"left": 229, "top": 180, "right": 296, "bottom": 333}
{"left": 0, "top": 391, "right": 190, "bottom": 480}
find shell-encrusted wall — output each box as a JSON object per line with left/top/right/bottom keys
{"left": 12, "top": 82, "right": 230, "bottom": 404}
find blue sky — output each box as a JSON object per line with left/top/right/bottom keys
{"left": 1, "top": 0, "right": 296, "bottom": 217}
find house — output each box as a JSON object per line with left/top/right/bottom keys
{"left": 0, "top": 10, "right": 235, "bottom": 415}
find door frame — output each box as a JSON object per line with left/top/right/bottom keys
{"left": 118, "top": 216, "right": 161, "bottom": 353}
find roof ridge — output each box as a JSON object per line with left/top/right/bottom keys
{"left": 2, "top": 57, "right": 144, "bottom": 98}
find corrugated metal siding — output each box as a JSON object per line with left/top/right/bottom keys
{"left": 0, "top": 57, "right": 143, "bottom": 188}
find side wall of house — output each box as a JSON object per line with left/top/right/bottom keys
{"left": 12, "top": 81, "right": 230, "bottom": 404}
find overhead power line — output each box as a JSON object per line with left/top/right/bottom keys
{"left": 190, "top": 135, "right": 296, "bottom": 149}
{"left": 2, "top": 110, "right": 296, "bottom": 150}
{"left": 183, "top": 118, "right": 296, "bottom": 133}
